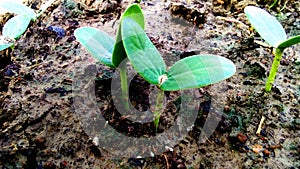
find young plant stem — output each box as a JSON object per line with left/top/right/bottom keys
{"left": 153, "top": 88, "right": 165, "bottom": 130}
{"left": 269, "top": 0, "right": 278, "bottom": 9}
{"left": 265, "top": 48, "right": 283, "bottom": 92}
{"left": 118, "top": 62, "right": 129, "bottom": 111}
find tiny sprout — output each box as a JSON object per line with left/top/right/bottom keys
{"left": 244, "top": 6, "right": 300, "bottom": 92}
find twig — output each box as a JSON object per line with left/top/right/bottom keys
{"left": 216, "top": 16, "right": 248, "bottom": 28}
{"left": 256, "top": 116, "right": 266, "bottom": 135}
{"left": 163, "top": 154, "right": 169, "bottom": 169}
{"left": 254, "top": 40, "right": 272, "bottom": 48}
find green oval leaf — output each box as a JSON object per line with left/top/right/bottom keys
{"left": 244, "top": 6, "right": 286, "bottom": 47}
{"left": 122, "top": 17, "right": 166, "bottom": 85}
{"left": 277, "top": 35, "right": 300, "bottom": 50}
{"left": 3, "top": 14, "right": 31, "bottom": 39}
{"left": 0, "top": 0, "right": 35, "bottom": 19}
{"left": 160, "top": 55, "right": 236, "bottom": 91}
{"left": 74, "top": 27, "right": 115, "bottom": 68}
{"left": 112, "top": 4, "right": 144, "bottom": 67}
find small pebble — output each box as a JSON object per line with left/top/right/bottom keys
{"left": 263, "top": 149, "right": 271, "bottom": 156}
{"left": 244, "top": 146, "right": 250, "bottom": 151}
{"left": 236, "top": 92, "right": 242, "bottom": 101}
{"left": 60, "top": 160, "right": 68, "bottom": 167}
{"left": 34, "top": 136, "right": 46, "bottom": 147}
{"left": 165, "top": 146, "right": 174, "bottom": 152}
{"left": 252, "top": 144, "right": 263, "bottom": 154}
{"left": 237, "top": 133, "right": 247, "bottom": 143}
{"left": 224, "top": 105, "right": 230, "bottom": 112}
{"left": 260, "top": 129, "right": 267, "bottom": 137}
{"left": 44, "top": 161, "right": 56, "bottom": 169}
{"left": 92, "top": 136, "right": 99, "bottom": 146}
{"left": 75, "top": 55, "right": 81, "bottom": 61}
{"left": 47, "top": 26, "right": 66, "bottom": 38}
{"left": 4, "top": 69, "right": 14, "bottom": 76}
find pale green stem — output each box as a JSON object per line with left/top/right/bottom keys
{"left": 119, "top": 63, "right": 129, "bottom": 110}
{"left": 153, "top": 89, "right": 165, "bottom": 130}
{"left": 265, "top": 48, "right": 283, "bottom": 92}
{"left": 269, "top": 0, "right": 278, "bottom": 9}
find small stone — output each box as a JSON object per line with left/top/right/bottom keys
{"left": 237, "top": 133, "right": 247, "bottom": 143}
{"left": 263, "top": 149, "right": 271, "bottom": 156}
{"left": 44, "top": 161, "right": 56, "bottom": 169}
{"left": 260, "top": 129, "right": 267, "bottom": 137}
{"left": 47, "top": 26, "right": 66, "bottom": 38}
{"left": 252, "top": 144, "right": 263, "bottom": 154}
{"left": 150, "top": 151, "right": 155, "bottom": 157}
{"left": 165, "top": 146, "right": 174, "bottom": 152}
{"left": 75, "top": 55, "right": 81, "bottom": 61}
{"left": 177, "top": 163, "right": 186, "bottom": 169}
{"left": 224, "top": 105, "right": 230, "bottom": 112}
{"left": 60, "top": 160, "right": 68, "bottom": 167}
{"left": 236, "top": 92, "right": 242, "bottom": 101}
{"left": 34, "top": 136, "right": 46, "bottom": 147}
{"left": 92, "top": 136, "right": 99, "bottom": 146}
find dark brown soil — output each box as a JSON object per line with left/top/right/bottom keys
{"left": 0, "top": 0, "right": 299, "bottom": 168}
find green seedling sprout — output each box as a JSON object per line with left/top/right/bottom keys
{"left": 121, "top": 17, "right": 236, "bottom": 128}
{"left": 75, "top": 4, "right": 236, "bottom": 129}
{"left": 0, "top": 0, "right": 55, "bottom": 51}
{"left": 244, "top": 6, "right": 300, "bottom": 92}
{"left": 74, "top": 4, "right": 144, "bottom": 110}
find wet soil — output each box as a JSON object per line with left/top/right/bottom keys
{"left": 0, "top": 0, "right": 299, "bottom": 168}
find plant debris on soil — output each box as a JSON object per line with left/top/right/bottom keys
{"left": 0, "top": 0, "right": 299, "bottom": 168}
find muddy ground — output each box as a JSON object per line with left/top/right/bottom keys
{"left": 0, "top": 0, "right": 299, "bottom": 168}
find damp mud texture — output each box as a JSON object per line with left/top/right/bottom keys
{"left": 0, "top": 0, "right": 300, "bottom": 168}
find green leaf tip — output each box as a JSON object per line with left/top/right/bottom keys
{"left": 277, "top": 35, "right": 300, "bottom": 50}
{"left": 244, "top": 6, "right": 286, "bottom": 47}
{"left": 74, "top": 27, "right": 115, "bottom": 68}
{"left": 112, "top": 3, "right": 145, "bottom": 67}
{"left": 122, "top": 17, "right": 166, "bottom": 85}
{"left": 160, "top": 55, "right": 236, "bottom": 91}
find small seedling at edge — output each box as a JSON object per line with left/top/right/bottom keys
{"left": 244, "top": 6, "right": 300, "bottom": 92}
{"left": 0, "top": 0, "right": 55, "bottom": 51}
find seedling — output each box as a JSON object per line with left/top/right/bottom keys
{"left": 244, "top": 6, "right": 300, "bottom": 92}
{"left": 0, "top": 0, "right": 55, "bottom": 51}
{"left": 75, "top": 4, "right": 236, "bottom": 129}
{"left": 74, "top": 4, "right": 144, "bottom": 110}
{"left": 121, "top": 17, "right": 236, "bottom": 128}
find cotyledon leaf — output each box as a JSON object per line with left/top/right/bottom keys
{"left": 0, "top": 0, "right": 35, "bottom": 19}
{"left": 159, "top": 55, "right": 236, "bottom": 91}
{"left": 74, "top": 27, "right": 115, "bottom": 68}
{"left": 2, "top": 14, "right": 31, "bottom": 39}
{"left": 122, "top": 17, "right": 166, "bottom": 85}
{"left": 112, "top": 4, "right": 144, "bottom": 67}
{"left": 244, "top": 6, "right": 286, "bottom": 47}
{"left": 277, "top": 35, "right": 300, "bottom": 50}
